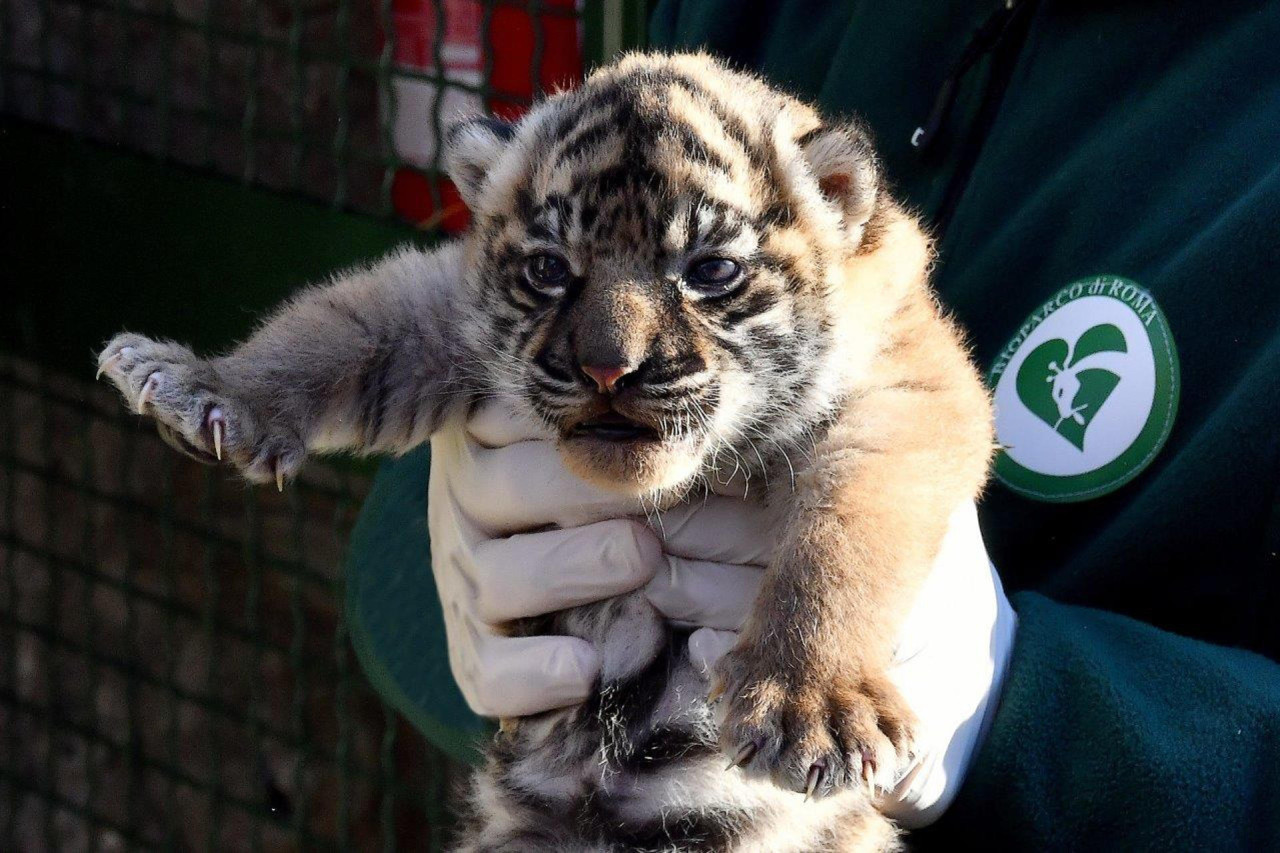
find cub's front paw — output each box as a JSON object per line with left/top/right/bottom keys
{"left": 96, "top": 333, "right": 303, "bottom": 488}
{"left": 713, "top": 643, "right": 915, "bottom": 800}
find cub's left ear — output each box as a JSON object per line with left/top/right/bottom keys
{"left": 799, "top": 122, "right": 880, "bottom": 244}
{"left": 443, "top": 116, "right": 516, "bottom": 209}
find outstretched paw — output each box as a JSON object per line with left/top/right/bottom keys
{"left": 96, "top": 333, "right": 303, "bottom": 488}
{"left": 713, "top": 643, "right": 915, "bottom": 801}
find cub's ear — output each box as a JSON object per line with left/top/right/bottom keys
{"left": 443, "top": 116, "right": 516, "bottom": 209}
{"left": 799, "top": 121, "right": 880, "bottom": 244}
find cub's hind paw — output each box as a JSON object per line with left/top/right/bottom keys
{"left": 714, "top": 646, "right": 915, "bottom": 801}
{"left": 96, "top": 334, "right": 303, "bottom": 488}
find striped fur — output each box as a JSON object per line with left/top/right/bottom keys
{"left": 448, "top": 53, "right": 894, "bottom": 501}
{"left": 97, "top": 53, "right": 994, "bottom": 851}
{"left": 455, "top": 592, "right": 900, "bottom": 852}
{"left": 446, "top": 54, "right": 991, "bottom": 851}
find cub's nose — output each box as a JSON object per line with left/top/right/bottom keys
{"left": 580, "top": 363, "right": 632, "bottom": 394}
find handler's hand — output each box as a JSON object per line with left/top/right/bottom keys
{"left": 428, "top": 402, "right": 652, "bottom": 718}
{"left": 429, "top": 401, "right": 1016, "bottom": 825}
{"left": 675, "top": 499, "right": 1017, "bottom": 827}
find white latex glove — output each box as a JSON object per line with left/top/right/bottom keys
{"left": 428, "top": 402, "right": 650, "bottom": 718}
{"left": 429, "top": 400, "right": 1017, "bottom": 825}
{"left": 673, "top": 500, "right": 1017, "bottom": 827}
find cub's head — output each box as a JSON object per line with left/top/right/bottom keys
{"left": 444, "top": 52, "right": 920, "bottom": 494}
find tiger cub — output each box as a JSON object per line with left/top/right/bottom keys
{"left": 97, "top": 53, "right": 993, "bottom": 851}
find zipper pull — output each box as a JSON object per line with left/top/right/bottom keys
{"left": 911, "top": 0, "right": 1026, "bottom": 155}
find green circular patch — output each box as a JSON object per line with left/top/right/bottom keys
{"left": 987, "top": 276, "right": 1179, "bottom": 503}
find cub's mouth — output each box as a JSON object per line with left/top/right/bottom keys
{"left": 558, "top": 405, "right": 704, "bottom": 492}
{"left": 568, "top": 411, "right": 661, "bottom": 443}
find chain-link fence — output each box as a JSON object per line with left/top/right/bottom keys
{"left": 0, "top": 0, "right": 645, "bottom": 849}
{"left": 1, "top": 356, "right": 459, "bottom": 850}
{"left": 0, "top": 0, "right": 642, "bottom": 224}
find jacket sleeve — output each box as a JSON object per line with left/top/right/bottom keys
{"left": 915, "top": 591, "right": 1280, "bottom": 849}
{"left": 345, "top": 448, "right": 489, "bottom": 766}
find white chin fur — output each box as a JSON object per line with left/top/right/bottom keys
{"left": 559, "top": 432, "right": 708, "bottom": 497}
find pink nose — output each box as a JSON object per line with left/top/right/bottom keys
{"left": 580, "top": 364, "right": 629, "bottom": 394}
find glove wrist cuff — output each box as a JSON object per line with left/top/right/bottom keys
{"left": 880, "top": 565, "right": 1018, "bottom": 828}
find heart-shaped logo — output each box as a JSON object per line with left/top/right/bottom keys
{"left": 990, "top": 277, "right": 1179, "bottom": 502}
{"left": 1014, "top": 323, "right": 1127, "bottom": 450}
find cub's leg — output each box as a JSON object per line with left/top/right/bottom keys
{"left": 715, "top": 298, "right": 993, "bottom": 801}
{"left": 96, "top": 244, "right": 468, "bottom": 484}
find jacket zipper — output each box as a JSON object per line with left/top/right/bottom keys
{"left": 913, "top": 0, "right": 1039, "bottom": 238}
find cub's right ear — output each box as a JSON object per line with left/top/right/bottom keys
{"left": 798, "top": 121, "right": 880, "bottom": 247}
{"left": 443, "top": 116, "right": 516, "bottom": 209}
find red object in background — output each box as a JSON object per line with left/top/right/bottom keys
{"left": 485, "top": 0, "right": 582, "bottom": 120}
{"left": 391, "top": 170, "right": 473, "bottom": 233}
{"left": 388, "top": 0, "right": 583, "bottom": 234}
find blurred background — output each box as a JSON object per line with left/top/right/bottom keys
{"left": 0, "top": 1, "right": 647, "bottom": 849}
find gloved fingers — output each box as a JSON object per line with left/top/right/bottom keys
{"left": 460, "top": 633, "right": 601, "bottom": 719}
{"left": 450, "top": 437, "right": 644, "bottom": 531}
{"left": 686, "top": 627, "right": 739, "bottom": 676}
{"left": 652, "top": 496, "right": 777, "bottom": 566}
{"left": 464, "top": 398, "right": 554, "bottom": 447}
{"left": 643, "top": 555, "right": 764, "bottom": 631}
{"left": 470, "top": 519, "right": 663, "bottom": 623}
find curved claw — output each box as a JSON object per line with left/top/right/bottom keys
{"left": 94, "top": 345, "right": 128, "bottom": 379}
{"left": 726, "top": 740, "right": 758, "bottom": 771}
{"left": 804, "top": 760, "right": 825, "bottom": 801}
{"left": 96, "top": 351, "right": 123, "bottom": 381}
{"left": 207, "top": 408, "right": 225, "bottom": 461}
{"left": 273, "top": 458, "right": 284, "bottom": 492}
{"left": 860, "top": 750, "right": 878, "bottom": 797}
{"left": 136, "top": 373, "right": 160, "bottom": 414}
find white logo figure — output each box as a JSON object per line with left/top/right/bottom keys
{"left": 1045, "top": 347, "right": 1128, "bottom": 430}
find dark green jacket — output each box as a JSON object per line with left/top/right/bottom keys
{"left": 347, "top": 0, "right": 1280, "bottom": 846}
{"left": 649, "top": 0, "right": 1280, "bottom": 846}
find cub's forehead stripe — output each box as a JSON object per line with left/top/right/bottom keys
{"left": 523, "top": 70, "right": 774, "bottom": 210}
{"left": 550, "top": 115, "right": 620, "bottom": 168}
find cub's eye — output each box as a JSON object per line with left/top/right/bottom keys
{"left": 525, "top": 253, "right": 571, "bottom": 290}
{"left": 685, "top": 257, "right": 743, "bottom": 294}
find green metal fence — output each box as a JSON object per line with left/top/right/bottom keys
{"left": 0, "top": 0, "right": 645, "bottom": 849}
{"left": 0, "top": 0, "right": 638, "bottom": 222}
